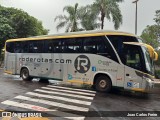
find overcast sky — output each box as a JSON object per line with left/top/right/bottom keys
{"left": 1, "top": 0, "right": 160, "bottom": 36}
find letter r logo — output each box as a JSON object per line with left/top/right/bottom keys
{"left": 74, "top": 55, "right": 90, "bottom": 73}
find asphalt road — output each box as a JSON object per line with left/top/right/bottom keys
{"left": 0, "top": 68, "right": 160, "bottom": 120}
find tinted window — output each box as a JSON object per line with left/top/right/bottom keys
{"left": 6, "top": 42, "right": 14, "bottom": 53}
{"left": 45, "top": 39, "right": 62, "bottom": 53}
{"left": 124, "top": 45, "right": 143, "bottom": 70}
{"left": 28, "top": 41, "right": 43, "bottom": 53}
{"left": 107, "top": 35, "right": 138, "bottom": 64}
{"left": 83, "top": 36, "right": 118, "bottom": 62}
{"left": 53, "top": 40, "right": 62, "bottom": 53}
{"left": 62, "top": 38, "right": 82, "bottom": 53}
{"left": 44, "top": 40, "right": 54, "bottom": 53}
{"left": 14, "top": 42, "right": 24, "bottom": 53}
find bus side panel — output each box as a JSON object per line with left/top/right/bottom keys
{"left": 4, "top": 52, "right": 16, "bottom": 74}
{"left": 116, "top": 65, "right": 125, "bottom": 87}
{"left": 40, "top": 53, "right": 65, "bottom": 81}
{"left": 124, "top": 66, "right": 143, "bottom": 91}
{"left": 18, "top": 54, "right": 42, "bottom": 77}
{"left": 64, "top": 54, "right": 94, "bottom": 86}
{"left": 65, "top": 54, "right": 119, "bottom": 87}
{"left": 92, "top": 55, "right": 118, "bottom": 87}
{"left": 40, "top": 54, "right": 54, "bottom": 79}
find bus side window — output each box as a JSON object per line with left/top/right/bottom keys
{"left": 62, "top": 38, "right": 82, "bottom": 53}
{"left": 22, "top": 41, "right": 29, "bottom": 53}
{"left": 83, "top": 37, "right": 97, "bottom": 54}
{"left": 27, "top": 41, "right": 43, "bottom": 53}
{"left": 36, "top": 40, "right": 43, "bottom": 53}
{"left": 6, "top": 42, "right": 14, "bottom": 53}
{"left": 53, "top": 40, "right": 62, "bottom": 53}
{"left": 14, "top": 42, "right": 23, "bottom": 53}
{"left": 44, "top": 40, "right": 54, "bottom": 53}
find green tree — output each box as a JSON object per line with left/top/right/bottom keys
{"left": 0, "top": 6, "right": 48, "bottom": 38}
{"left": 154, "top": 10, "right": 160, "bottom": 26}
{"left": 0, "top": 5, "right": 49, "bottom": 58}
{"left": 0, "top": 15, "right": 16, "bottom": 51}
{"left": 91, "top": 0, "right": 123, "bottom": 29}
{"left": 141, "top": 25, "right": 160, "bottom": 48}
{"left": 79, "top": 5, "right": 101, "bottom": 30}
{"left": 141, "top": 10, "right": 160, "bottom": 49}
{"left": 54, "top": 3, "right": 81, "bottom": 32}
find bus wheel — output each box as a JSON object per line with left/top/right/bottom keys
{"left": 39, "top": 78, "right": 49, "bottom": 83}
{"left": 95, "top": 76, "right": 112, "bottom": 92}
{"left": 20, "top": 68, "right": 32, "bottom": 81}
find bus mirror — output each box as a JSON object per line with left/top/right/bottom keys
{"left": 154, "top": 51, "right": 158, "bottom": 61}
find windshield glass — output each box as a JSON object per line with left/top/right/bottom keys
{"left": 137, "top": 38, "right": 155, "bottom": 75}
{"left": 107, "top": 35, "right": 155, "bottom": 75}
{"left": 142, "top": 46, "right": 155, "bottom": 75}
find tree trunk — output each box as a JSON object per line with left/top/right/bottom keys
{"left": 101, "top": 11, "right": 105, "bottom": 29}
{"left": 100, "top": 0, "right": 105, "bottom": 30}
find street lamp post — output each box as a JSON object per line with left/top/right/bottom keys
{"left": 132, "top": 0, "right": 139, "bottom": 35}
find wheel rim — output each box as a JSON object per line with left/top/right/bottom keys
{"left": 99, "top": 80, "right": 107, "bottom": 88}
{"left": 22, "top": 70, "right": 28, "bottom": 79}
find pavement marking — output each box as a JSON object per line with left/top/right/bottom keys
{"left": 15, "top": 95, "right": 89, "bottom": 111}
{"left": 26, "top": 92, "right": 92, "bottom": 105}
{"left": 47, "top": 85, "right": 96, "bottom": 93}
{"left": 1, "top": 100, "right": 85, "bottom": 120}
{"left": 41, "top": 87, "right": 96, "bottom": 96}
{"left": 1, "top": 100, "right": 55, "bottom": 111}
{"left": 35, "top": 89, "right": 94, "bottom": 100}
{"left": 1, "top": 85, "right": 96, "bottom": 120}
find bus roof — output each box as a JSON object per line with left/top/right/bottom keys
{"left": 6, "top": 30, "right": 136, "bottom": 42}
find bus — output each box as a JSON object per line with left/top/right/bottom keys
{"left": 4, "top": 30, "right": 158, "bottom": 93}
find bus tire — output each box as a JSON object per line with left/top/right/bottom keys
{"left": 95, "top": 76, "right": 112, "bottom": 92}
{"left": 20, "top": 68, "right": 32, "bottom": 81}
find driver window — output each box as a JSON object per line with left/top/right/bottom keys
{"left": 124, "top": 45, "right": 142, "bottom": 70}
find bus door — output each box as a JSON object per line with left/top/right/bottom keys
{"left": 5, "top": 42, "right": 16, "bottom": 74}
{"left": 5, "top": 52, "right": 16, "bottom": 74}
{"left": 116, "top": 64, "right": 125, "bottom": 87}
{"left": 123, "top": 45, "right": 143, "bottom": 90}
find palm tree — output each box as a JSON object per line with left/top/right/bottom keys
{"left": 92, "top": 0, "right": 124, "bottom": 30}
{"left": 54, "top": 3, "right": 80, "bottom": 32}
{"left": 79, "top": 5, "right": 101, "bottom": 30}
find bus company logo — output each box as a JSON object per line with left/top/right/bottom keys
{"left": 74, "top": 55, "right": 91, "bottom": 73}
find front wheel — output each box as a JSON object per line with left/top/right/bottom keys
{"left": 20, "top": 68, "right": 32, "bottom": 81}
{"left": 95, "top": 76, "right": 112, "bottom": 92}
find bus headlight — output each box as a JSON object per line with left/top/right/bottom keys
{"left": 145, "top": 77, "right": 154, "bottom": 88}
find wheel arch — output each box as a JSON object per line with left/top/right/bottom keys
{"left": 20, "top": 66, "right": 30, "bottom": 77}
{"left": 93, "top": 72, "right": 113, "bottom": 86}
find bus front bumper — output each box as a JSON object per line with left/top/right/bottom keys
{"left": 131, "top": 78, "right": 154, "bottom": 93}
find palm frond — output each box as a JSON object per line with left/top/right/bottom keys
{"left": 65, "top": 22, "right": 72, "bottom": 32}
{"left": 54, "top": 15, "right": 68, "bottom": 22}
{"left": 109, "top": 2, "right": 122, "bottom": 29}
{"left": 63, "top": 6, "right": 75, "bottom": 16}
{"left": 56, "top": 21, "right": 68, "bottom": 31}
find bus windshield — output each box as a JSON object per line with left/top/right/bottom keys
{"left": 142, "top": 46, "right": 155, "bottom": 75}
{"left": 107, "top": 35, "right": 155, "bottom": 75}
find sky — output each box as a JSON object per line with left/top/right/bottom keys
{"left": 1, "top": 0, "right": 160, "bottom": 36}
